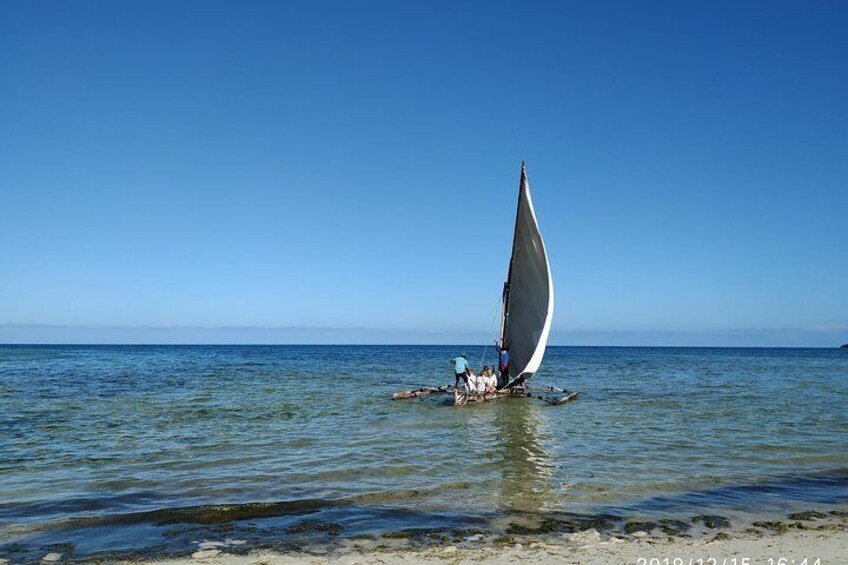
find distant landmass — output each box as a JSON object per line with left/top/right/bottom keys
{"left": 842, "top": 343, "right": 848, "bottom": 348}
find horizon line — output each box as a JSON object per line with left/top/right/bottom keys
{"left": 0, "top": 342, "right": 843, "bottom": 349}
{"left": 1, "top": 322, "right": 845, "bottom": 332}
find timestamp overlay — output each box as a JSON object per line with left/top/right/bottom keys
{"left": 636, "top": 560, "right": 823, "bottom": 565}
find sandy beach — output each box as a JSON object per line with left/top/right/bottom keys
{"left": 113, "top": 527, "right": 847, "bottom": 565}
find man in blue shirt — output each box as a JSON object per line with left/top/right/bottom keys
{"left": 497, "top": 342, "right": 510, "bottom": 388}
{"left": 451, "top": 353, "right": 470, "bottom": 388}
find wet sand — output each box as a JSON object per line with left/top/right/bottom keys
{"left": 111, "top": 527, "right": 846, "bottom": 565}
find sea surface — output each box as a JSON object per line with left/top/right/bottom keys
{"left": 1, "top": 345, "right": 847, "bottom": 560}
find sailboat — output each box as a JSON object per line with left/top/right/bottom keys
{"left": 499, "top": 161, "right": 554, "bottom": 389}
{"left": 392, "top": 162, "right": 578, "bottom": 407}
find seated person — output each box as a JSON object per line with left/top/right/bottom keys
{"left": 481, "top": 366, "right": 497, "bottom": 392}
{"left": 468, "top": 370, "right": 491, "bottom": 393}
{"left": 470, "top": 367, "right": 493, "bottom": 393}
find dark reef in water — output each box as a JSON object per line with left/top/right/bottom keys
{"left": 0, "top": 504, "right": 848, "bottom": 563}
{"left": 692, "top": 515, "right": 732, "bottom": 529}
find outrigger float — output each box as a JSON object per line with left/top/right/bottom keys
{"left": 392, "top": 162, "right": 578, "bottom": 407}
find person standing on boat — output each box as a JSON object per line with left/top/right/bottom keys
{"left": 451, "top": 353, "right": 470, "bottom": 388}
{"left": 496, "top": 342, "right": 510, "bottom": 387}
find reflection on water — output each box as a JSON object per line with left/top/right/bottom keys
{"left": 493, "top": 399, "right": 554, "bottom": 513}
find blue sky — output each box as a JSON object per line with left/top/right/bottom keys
{"left": 1, "top": 1, "right": 846, "bottom": 345}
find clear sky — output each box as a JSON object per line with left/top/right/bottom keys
{"left": 1, "top": 0, "right": 846, "bottom": 345}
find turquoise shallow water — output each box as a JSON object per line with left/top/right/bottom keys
{"left": 1, "top": 345, "right": 847, "bottom": 558}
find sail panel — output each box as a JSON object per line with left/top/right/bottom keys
{"left": 504, "top": 168, "right": 554, "bottom": 382}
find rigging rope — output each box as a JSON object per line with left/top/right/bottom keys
{"left": 477, "top": 294, "right": 502, "bottom": 371}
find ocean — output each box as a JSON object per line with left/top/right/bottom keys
{"left": 1, "top": 345, "right": 847, "bottom": 560}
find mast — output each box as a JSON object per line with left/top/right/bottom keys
{"left": 500, "top": 161, "right": 526, "bottom": 345}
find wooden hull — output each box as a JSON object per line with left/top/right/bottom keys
{"left": 392, "top": 384, "right": 578, "bottom": 407}
{"left": 454, "top": 388, "right": 526, "bottom": 405}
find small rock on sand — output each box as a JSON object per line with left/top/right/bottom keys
{"left": 514, "top": 543, "right": 523, "bottom": 550}
{"left": 192, "top": 549, "right": 222, "bottom": 559}
{"left": 566, "top": 528, "right": 601, "bottom": 544}
{"left": 42, "top": 554, "right": 62, "bottom": 563}
{"left": 632, "top": 531, "right": 648, "bottom": 538}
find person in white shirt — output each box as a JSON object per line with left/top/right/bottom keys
{"left": 468, "top": 370, "right": 490, "bottom": 393}
{"left": 481, "top": 366, "right": 497, "bottom": 392}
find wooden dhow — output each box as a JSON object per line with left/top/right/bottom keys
{"left": 392, "top": 162, "right": 577, "bottom": 407}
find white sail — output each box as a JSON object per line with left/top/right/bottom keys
{"left": 502, "top": 163, "right": 554, "bottom": 385}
